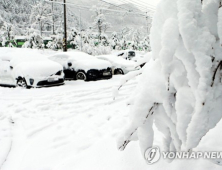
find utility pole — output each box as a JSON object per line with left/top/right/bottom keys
{"left": 146, "top": 12, "right": 149, "bottom": 35}
{"left": 51, "top": 0, "right": 55, "bottom": 35}
{"left": 145, "top": 10, "right": 152, "bottom": 35}
{"left": 63, "top": 0, "right": 67, "bottom": 52}
{"left": 79, "top": 9, "right": 82, "bottom": 51}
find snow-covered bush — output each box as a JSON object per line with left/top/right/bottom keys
{"left": 68, "top": 28, "right": 81, "bottom": 50}
{"left": 22, "top": 28, "right": 43, "bottom": 49}
{"left": 118, "top": 0, "right": 222, "bottom": 165}
{"left": 110, "top": 32, "right": 120, "bottom": 50}
{"left": 141, "top": 36, "right": 151, "bottom": 51}
{"left": 119, "top": 38, "right": 128, "bottom": 50}
{"left": 100, "top": 33, "right": 109, "bottom": 47}
{"left": 46, "top": 28, "right": 63, "bottom": 50}
{"left": 128, "top": 30, "right": 141, "bottom": 50}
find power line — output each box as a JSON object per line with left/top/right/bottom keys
{"left": 122, "top": 0, "right": 155, "bottom": 12}
{"left": 117, "top": 0, "right": 155, "bottom": 12}
{"left": 116, "top": 0, "right": 154, "bottom": 17}
{"left": 44, "top": 0, "right": 152, "bottom": 18}
{"left": 122, "top": 0, "right": 156, "bottom": 9}
{"left": 44, "top": 0, "right": 153, "bottom": 36}
{"left": 99, "top": 0, "right": 132, "bottom": 12}
{"left": 44, "top": 0, "right": 91, "bottom": 10}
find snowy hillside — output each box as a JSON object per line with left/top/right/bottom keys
{"left": 68, "top": 0, "right": 150, "bottom": 33}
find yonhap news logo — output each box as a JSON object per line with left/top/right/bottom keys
{"left": 144, "top": 146, "right": 161, "bottom": 164}
{"left": 144, "top": 146, "right": 222, "bottom": 165}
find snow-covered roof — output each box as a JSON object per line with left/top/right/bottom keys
{"left": 66, "top": 51, "right": 95, "bottom": 61}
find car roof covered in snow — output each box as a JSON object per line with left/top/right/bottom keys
{"left": 48, "top": 53, "right": 70, "bottom": 67}
{"left": 0, "top": 48, "right": 48, "bottom": 63}
{"left": 67, "top": 51, "right": 96, "bottom": 60}
{"left": 97, "top": 55, "right": 135, "bottom": 67}
{"left": 0, "top": 48, "right": 62, "bottom": 77}
{"left": 49, "top": 51, "right": 112, "bottom": 71}
{"left": 49, "top": 51, "right": 95, "bottom": 62}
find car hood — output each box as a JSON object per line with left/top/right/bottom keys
{"left": 71, "top": 59, "right": 112, "bottom": 72}
{"left": 13, "top": 60, "right": 63, "bottom": 78}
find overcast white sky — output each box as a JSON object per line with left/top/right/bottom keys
{"left": 145, "top": 0, "right": 160, "bottom": 6}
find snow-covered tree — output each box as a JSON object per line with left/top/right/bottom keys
{"left": 118, "top": 0, "right": 222, "bottom": 166}
{"left": 50, "top": 1, "right": 63, "bottom": 35}
{"left": 81, "top": 28, "right": 96, "bottom": 55}
{"left": 110, "top": 32, "right": 120, "bottom": 50}
{"left": 0, "top": 0, "right": 37, "bottom": 35}
{"left": 119, "top": 38, "right": 128, "bottom": 50}
{"left": 68, "top": 28, "right": 80, "bottom": 49}
{"left": 118, "top": 27, "right": 131, "bottom": 50}
{"left": 130, "top": 29, "right": 141, "bottom": 50}
{"left": 0, "top": 22, "right": 16, "bottom": 47}
{"left": 100, "top": 33, "right": 109, "bottom": 46}
{"left": 91, "top": 6, "right": 111, "bottom": 38}
{"left": 30, "top": 1, "right": 52, "bottom": 36}
{"left": 141, "top": 36, "right": 151, "bottom": 51}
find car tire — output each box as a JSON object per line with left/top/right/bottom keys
{"left": 76, "top": 71, "right": 87, "bottom": 81}
{"left": 114, "top": 68, "right": 124, "bottom": 75}
{"left": 16, "top": 77, "right": 28, "bottom": 88}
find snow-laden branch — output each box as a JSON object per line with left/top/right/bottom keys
{"left": 118, "top": 0, "right": 222, "bottom": 165}
{"left": 112, "top": 69, "right": 143, "bottom": 100}
{"left": 118, "top": 103, "right": 158, "bottom": 151}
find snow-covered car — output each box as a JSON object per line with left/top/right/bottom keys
{"left": 96, "top": 55, "right": 139, "bottom": 75}
{"left": 48, "top": 51, "right": 112, "bottom": 81}
{"left": 116, "top": 50, "right": 136, "bottom": 60}
{"left": 0, "top": 48, "right": 64, "bottom": 88}
{"left": 114, "top": 50, "right": 149, "bottom": 68}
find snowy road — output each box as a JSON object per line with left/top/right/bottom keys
{"left": 0, "top": 76, "right": 144, "bottom": 170}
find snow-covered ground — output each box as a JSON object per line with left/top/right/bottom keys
{"left": 0, "top": 76, "right": 138, "bottom": 170}
{"left": 0, "top": 75, "right": 222, "bottom": 170}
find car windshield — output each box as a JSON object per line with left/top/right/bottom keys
{"left": 128, "top": 51, "right": 135, "bottom": 60}
{"left": 128, "top": 51, "right": 135, "bottom": 57}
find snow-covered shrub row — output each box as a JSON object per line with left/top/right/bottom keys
{"left": 118, "top": 0, "right": 222, "bottom": 164}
